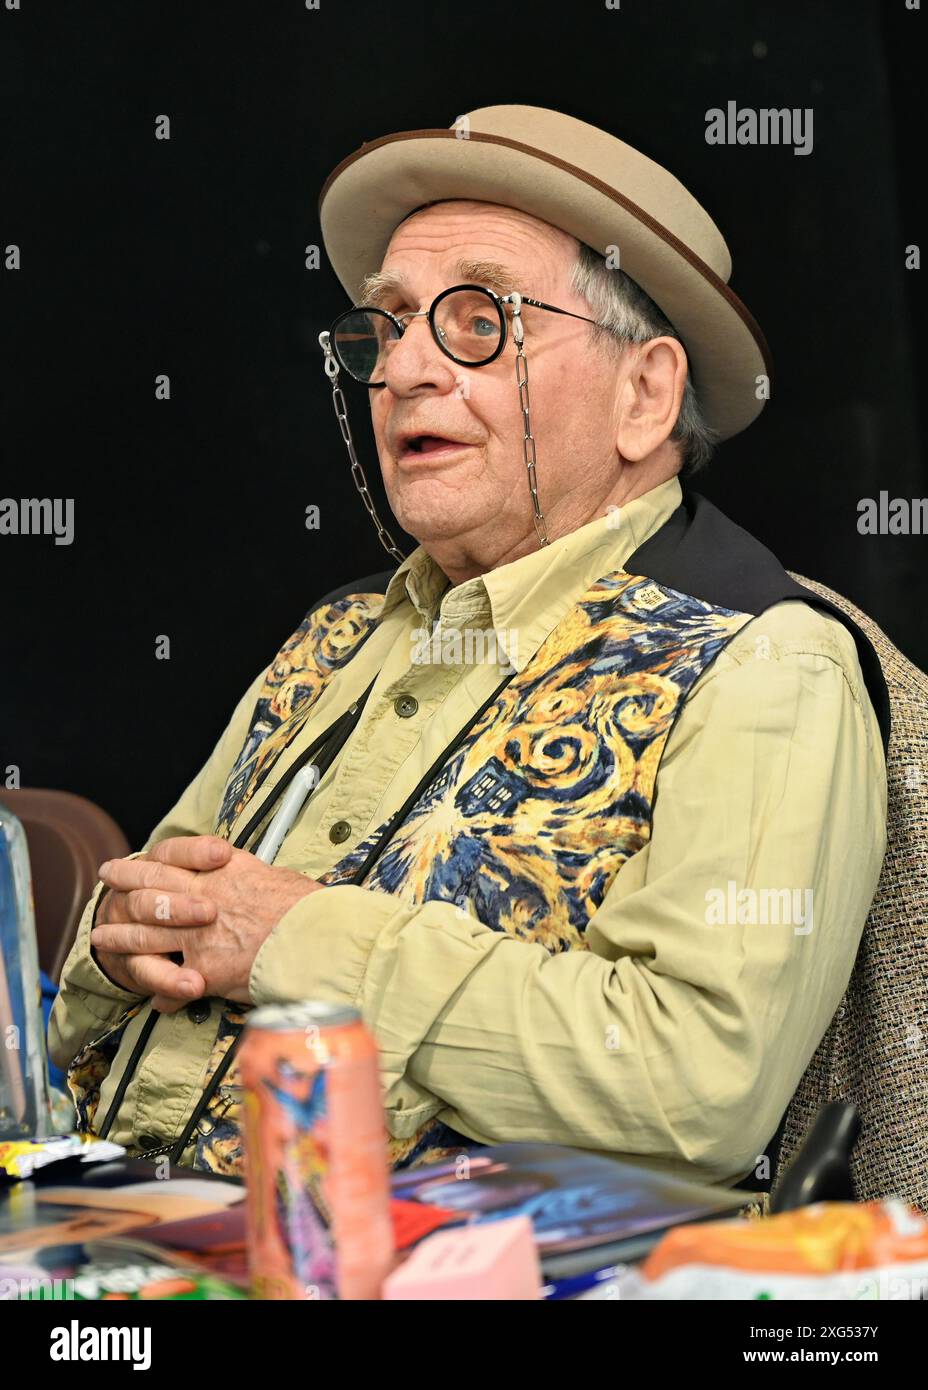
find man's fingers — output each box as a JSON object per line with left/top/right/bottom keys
{"left": 91, "top": 923, "right": 195, "bottom": 956}
{"left": 125, "top": 954, "right": 206, "bottom": 1001}
{"left": 146, "top": 835, "right": 232, "bottom": 871}
{"left": 96, "top": 888, "right": 128, "bottom": 927}
{"left": 98, "top": 857, "right": 196, "bottom": 896}
{"left": 97, "top": 838, "right": 232, "bottom": 894}
{"left": 99, "top": 886, "right": 215, "bottom": 928}
{"left": 123, "top": 888, "right": 216, "bottom": 926}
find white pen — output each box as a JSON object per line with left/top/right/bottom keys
{"left": 253, "top": 763, "right": 321, "bottom": 864}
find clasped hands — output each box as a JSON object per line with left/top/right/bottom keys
{"left": 89, "top": 835, "right": 323, "bottom": 1012}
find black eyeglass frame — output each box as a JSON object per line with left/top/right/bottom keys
{"left": 327, "top": 282, "right": 606, "bottom": 386}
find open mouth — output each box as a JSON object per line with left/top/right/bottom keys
{"left": 401, "top": 436, "right": 474, "bottom": 459}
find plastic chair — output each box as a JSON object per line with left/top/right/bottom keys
{"left": 0, "top": 788, "right": 130, "bottom": 985}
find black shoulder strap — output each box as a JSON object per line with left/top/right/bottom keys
{"left": 625, "top": 489, "right": 891, "bottom": 754}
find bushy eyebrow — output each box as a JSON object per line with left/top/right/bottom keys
{"left": 358, "top": 258, "right": 521, "bottom": 309}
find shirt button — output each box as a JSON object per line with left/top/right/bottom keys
{"left": 186, "top": 999, "right": 211, "bottom": 1024}
{"left": 394, "top": 695, "right": 419, "bottom": 718}
{"left": 329, "top": 820, "right": 352, "bottom": 844}
{"left": 137, "top": 1134, "right": 163, "bottom": 1150}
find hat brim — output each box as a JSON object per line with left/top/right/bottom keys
{"left": 319, "top": 128, "right": 772, "bottom": 442}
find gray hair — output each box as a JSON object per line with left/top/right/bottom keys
{"left": 568, "top": 242, "right": 718, "bottom": 476}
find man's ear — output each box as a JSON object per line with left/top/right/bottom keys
{"left": 615, "top": 337, "right": 688, "bottom": 463}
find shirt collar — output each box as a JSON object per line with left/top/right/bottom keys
{"left": 378, "top": 475, "right": 684, "bottom": 671}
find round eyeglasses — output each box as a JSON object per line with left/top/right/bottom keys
{"left": 318, "top": 284, "right": 610, "bottom": 561}
{"left": 330, "top": 284, "right": 512, "bottom": 383}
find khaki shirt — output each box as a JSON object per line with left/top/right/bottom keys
{"left": 49, "top": 475, "right": 888, "bottom": 1186}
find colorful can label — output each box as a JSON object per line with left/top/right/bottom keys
{"left": 239, "top": 1000, "right": 395, "bottom": 1300}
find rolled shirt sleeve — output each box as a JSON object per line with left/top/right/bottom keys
{"left": 249, "top": 603, "right": 888, "bottom": 1186}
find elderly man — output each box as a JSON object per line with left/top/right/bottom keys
{"left": 50, "top": 105, "right": 888, "bottom": 1188}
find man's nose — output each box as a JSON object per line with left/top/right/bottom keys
{"left": 382, "top": 316, "right": 459, "bottom": 395}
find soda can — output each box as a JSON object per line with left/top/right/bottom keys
{"left": 239, "top": 1000, "right": 395, "bottom": 1300}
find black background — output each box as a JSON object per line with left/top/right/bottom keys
{"left": 2, "top": 0, "right": 925, "bottom": 847}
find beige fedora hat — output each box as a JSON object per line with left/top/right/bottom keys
{"left": 319, "top": 104, "right": 772, "bottom": 442}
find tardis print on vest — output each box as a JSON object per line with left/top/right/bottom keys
{"left": 214, "top": 595, "right": 382, "bottom": 840}
{"left": 318, "top": 572, "right": 754, "bottom": 950}
{"left": 66, "top": 491, "right": 891, "bottom": 1178}
{"left": 204, "top": 568, "right": 758, "bottom": 1174}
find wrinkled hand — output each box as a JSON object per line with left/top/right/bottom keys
{"left": 91, "top": 835, "right": 323, "bottom": 1011}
